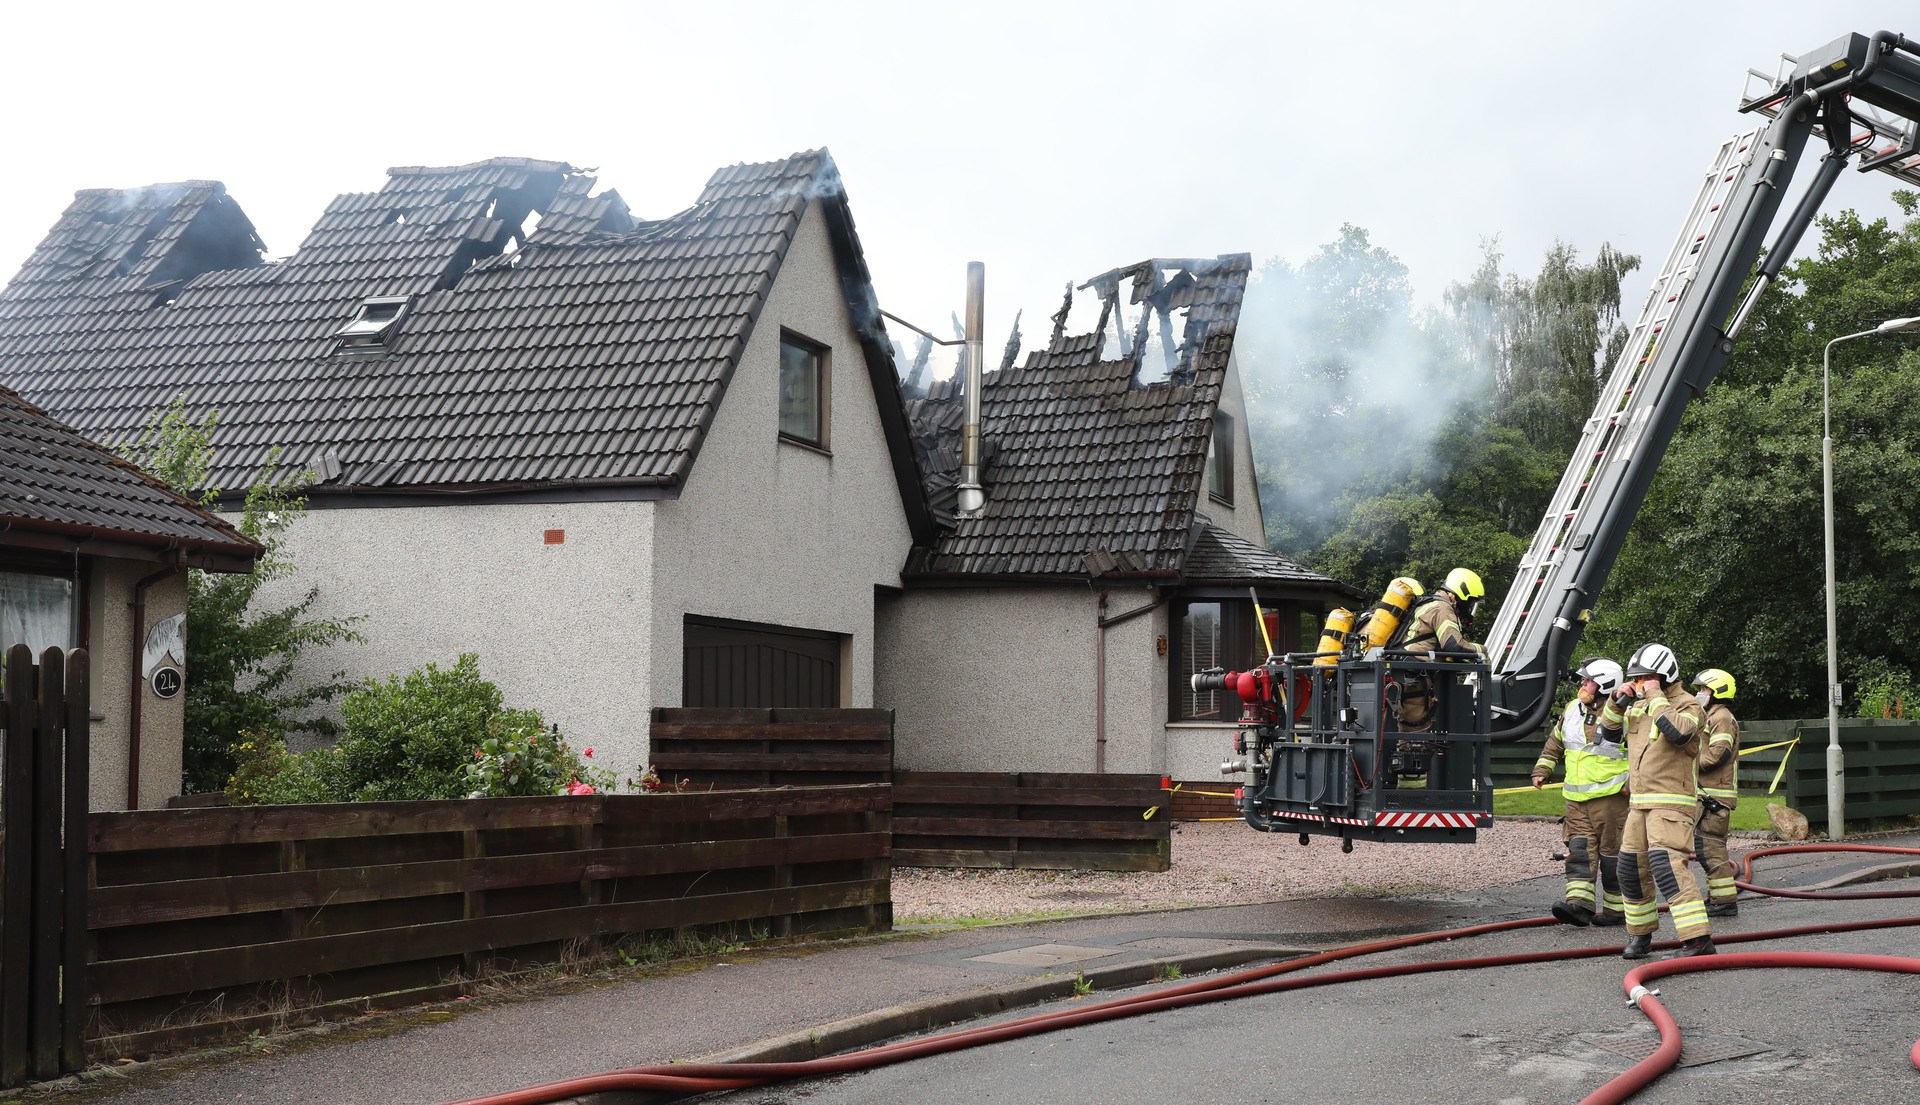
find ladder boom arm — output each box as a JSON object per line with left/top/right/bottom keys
{"left": 1481, "top": 31, "right": 1920, "bottom": 739}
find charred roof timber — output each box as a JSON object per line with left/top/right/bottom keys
{"left": 902, "top": 254, "right": 1258, "bottom": 581}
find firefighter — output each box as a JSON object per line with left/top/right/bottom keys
{"left": 1691, "top": 668, "right": 1741, "bottom": 917}
{"left": 1604, "top": 642, "right": 1713, "bottom": 959}
{"left": 1394, "top": 568, "right": 1486, "bottom": 732}
{"left": 1533, "top": 657, "right": 1630, "bottom": 927}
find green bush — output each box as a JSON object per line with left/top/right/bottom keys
{"left": 227, "top": 653, "right": 607, "bottom": 804}
{"left": 226, "top": 732, "right": 338, "bottom": 805}
{"left": 1853, "top": 660, "right": 1919, "bottom": 720}
{"left": 332, "top": 654, "right": 512, "bottom": 801}
{"left": 464, "top": 715, "right": 615, "bottom": 797}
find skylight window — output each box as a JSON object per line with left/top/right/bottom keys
{"left": 333, "top": 295, "right": 410, "bottom": 353}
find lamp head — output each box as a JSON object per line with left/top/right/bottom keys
{"left": 1875, "top": 316, "right": 1920, "bottom": 334}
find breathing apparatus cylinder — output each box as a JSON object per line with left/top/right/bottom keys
{"left": 1362, "top": 576, "right": 1423, "bottom": 650}
{"left": 1314, "top": 608, "right": 1355, "bottom": 667}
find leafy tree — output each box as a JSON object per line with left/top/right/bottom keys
{"left": 1585, "top": 192, "right": 1920, "bottom": 719}
{"left": 120, "top": 398, "right": 363, "bottom": 792}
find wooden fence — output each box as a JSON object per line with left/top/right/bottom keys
{"left": 0, "top": 645, "right": 90, "bottom": 1088}
{"left": 1739, "top": 718, "right": 1920, "bottom": 831}
{"left": 82, "top": 785, "right": 890, "bottom": 1060}
{"left": 892, "top": 772, "right": 1171, "bottom": 872}
{"left": 649, "top": 708, "right": 893, "bottom": 788}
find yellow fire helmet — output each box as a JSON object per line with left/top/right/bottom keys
{"left": 1443, "top": 567, "right": 1485, "bottom": 601}
{"left": 1692, "top": 668, "right": 1737, "bottom": 700}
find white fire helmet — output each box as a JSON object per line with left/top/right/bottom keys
{"left": 1625, "top": 643, "right": 1680, "bottom": 684}
{"left": 1576, "top": 657, "right": 1624, "bottom": 695}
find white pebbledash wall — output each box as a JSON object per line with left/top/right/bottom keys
{"left": 87, "top": 561, "right": 187, "bottom": 810}
{"left": 267, "top": 498, "right": 656, "bottom": 767}
{"left": 877, "top": 586, "right": 1167, "bottom": 775}
{"left": 261, "top": 197, "right": 910, "bottom": 778}
{"left": 647, "top": 198, "right": 913, "bottom": 763}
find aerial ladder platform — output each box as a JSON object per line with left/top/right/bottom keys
{"left": 1203, "top": 31, "right": 1920, "bottom": 847}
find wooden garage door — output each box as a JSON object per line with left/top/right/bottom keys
{"left": 682, "top": 616, "right": 842, "bottom": 708}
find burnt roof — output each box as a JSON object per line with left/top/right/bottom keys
{"left": 0, "top": 152, "right": 933, "bottom": 540}
{"left": 904, "top": 254, "right": 1340, "bottom": 592}
{"left": 0, "top": 384, "right": 259, "bottom": 572}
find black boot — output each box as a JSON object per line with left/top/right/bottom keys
{"left": 1621, "top": 933, "right": 1653, "bottom": 960}
{"left": 1552, "top": 899, "right": 1595, "bottom": 926}
{"left": 1665, "top": 935, "right": 1717, "bottom": 958}
{"left": 1591, "top": 909, "right": 1625, "bottom": 927}
{"left": 1706, "top": 898, "right": 1739, "bottom": 918}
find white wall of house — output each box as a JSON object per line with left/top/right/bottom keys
{"left": 648, "top": 198, "right": 913, "bottom": 743}
{"left": 1207, "top": 354, "right": 1267, "bottom": 548}
{"left": 877, "top": 586, "right": 1167, "bottom": 775}
{"left": 87, "top": 561, "right": 187, "bottom": 810}
{"left": 265, "top": 499, "right": 655, "bottom": 769}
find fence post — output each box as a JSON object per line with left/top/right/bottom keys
{"left": 29, "top": 649, "right": 64, "bottom": 1079}
{"left": 60, "top": 650, "right": 88, "bottom": 1074}
{"left": 2, "top": 643, "right": 36, "bottom": 1087}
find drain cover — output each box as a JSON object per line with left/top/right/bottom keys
{"left": 1588, "top": 1032, "right": 1773, "bottom": 1068}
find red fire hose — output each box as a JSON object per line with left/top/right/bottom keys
{"left": 443, "top": 844, "right": 1920, "bottom": 1105}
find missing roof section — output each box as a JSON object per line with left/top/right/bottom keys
{"left": 333, "top": 295, "right": 411, "bottom": 354}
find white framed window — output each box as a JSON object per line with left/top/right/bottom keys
{"left": 779, "top": 330, "right": 828, "bottom": 447}
{"left": 334, "top": 295, "right": 411, "bottom": 353}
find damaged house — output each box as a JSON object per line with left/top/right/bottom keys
{"left": 0, "top": 146, "right": 1353, "bottom": 802}
{"left": 0, "top": 151, "right": 935, "bottom": 792}
{"left": 878, "top": 257, "right": 1356, "bottom": 792}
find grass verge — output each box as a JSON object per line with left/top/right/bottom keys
{"left": 1494, "top": 788, "right": 1786, "bottom": 831}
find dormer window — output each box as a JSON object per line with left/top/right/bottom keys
{"left": 334, "top": 295, "right": 410, "bottom": 353}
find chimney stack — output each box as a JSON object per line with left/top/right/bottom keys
{"left": 956, "top": 261, "right": 986, "bottom": 516}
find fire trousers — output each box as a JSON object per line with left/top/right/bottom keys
{"left": 1562, "top": 792, "right": 1628, "bottom": 915}
{"left": 1616, "top": 806, "right": 1710, "bottom": 940}
{"left": 1694, "top": 805, "right": 1736, "bottom": 902}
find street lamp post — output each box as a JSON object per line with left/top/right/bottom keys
{"left": 1822, "top": 316, "right": 1920, "bottom": 841}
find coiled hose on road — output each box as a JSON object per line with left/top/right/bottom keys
{"left": 443, "top": 843, "right": 1920, "bottom": 1105}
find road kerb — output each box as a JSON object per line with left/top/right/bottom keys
{"left": 557, "top": 944, "right": 1310, "bottom": 1105}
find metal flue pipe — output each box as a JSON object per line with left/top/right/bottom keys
{"left": 956, "top": 262, "right": 986, "bottom": 516}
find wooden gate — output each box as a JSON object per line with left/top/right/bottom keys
{"left": 1, "top": 644, "right": 90, "bottom": 1088}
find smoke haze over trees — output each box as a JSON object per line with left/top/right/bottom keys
{"left": 1246, "top": 198, "right": 1920, "bottom": 722}
{"left": 1241, "top": 227, "right": 1639, "bottom": 615}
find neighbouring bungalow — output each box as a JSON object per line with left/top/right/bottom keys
{"left": 0, "top": 385, "right": 260, "bottom": 808}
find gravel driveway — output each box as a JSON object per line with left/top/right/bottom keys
{"left": 893, "top": 818, "right": 1771, "bottom": 922}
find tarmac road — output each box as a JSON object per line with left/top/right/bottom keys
{"left": 707, "top": 857, "right": 1920, "bottom": 1105}
{"left": 17, "top": 835, "right": 1917, "bottom": 1105}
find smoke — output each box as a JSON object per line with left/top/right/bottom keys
{"left": 1237, "top": 226, "right": 1492, "bottom": 553}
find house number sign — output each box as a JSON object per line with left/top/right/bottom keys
{"left": 151, "top": 666, "right": 183, "bottom": 699}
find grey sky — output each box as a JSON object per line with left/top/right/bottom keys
{"left": 2, "top": 1, "right": 1913, "bottom": 385}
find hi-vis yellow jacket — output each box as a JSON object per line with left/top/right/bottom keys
{"left": 1535, "top": 702, "right": 1629, "bottom": 801}
{"left": 1599, "top": 678, "right": 1705, "bottom": 812}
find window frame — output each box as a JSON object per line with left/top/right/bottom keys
{"left": 1168, "top": 594, "right": 1300, "bottom": 724}
{"left": 1208, "top": 409, "right": 1234, "bottom": 505}
{"left": 0, "top": 550, "right": 84, "bottom": 656}
{"left": 333, "top": 295, "right": 411, "bottom": 355}
{"left": 777, "top": 328, "right": 831, "bottom": 451}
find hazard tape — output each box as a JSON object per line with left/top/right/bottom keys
{"left": 1495, "top": 736, "right": 1802, "bottom": 797}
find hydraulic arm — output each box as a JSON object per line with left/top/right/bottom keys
{"left": 1208, "top": 31, "right": 1920, "bottom": 847}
